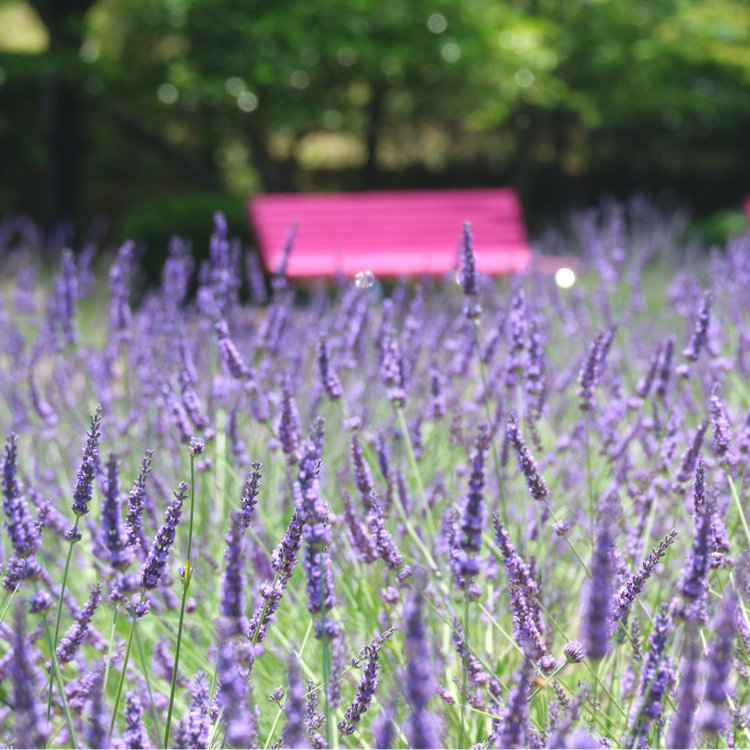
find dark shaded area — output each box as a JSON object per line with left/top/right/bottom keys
{"left": 0, "top": 0, "right": 748, "bottom": 261}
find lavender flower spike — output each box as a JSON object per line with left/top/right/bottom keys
{"left": 507, "top": 413, "right": 549, "bottom": 502}
{"left": 577, "top": 326, "right": 616, "bottom": 411}
{"left": 12, "top": 605, "right": 50, "bottom": 749}
{"left": 709, "top": 381, "right": 733, "bottom": 466}
{"left": 403, "top": 577, "right": 440, "bottom": 749}
{"left": 459, "top": 221, "right": 482, "bottom": 320}
{"left": 667, "top": 628, "right": 700, "bottom": 749}
{"left": 124, "top": 692, "right": 149, "bottom": 749}
{"left": 283, "top": 656, "right": 306, "bottom": 749}
{"left": 317, "top": 337, "right": 344, "bottom": 401}
{"left": 57, "top": 584, "right": 103, "bottom": 664}
{"left": 140, "top": 482, "right": 187, "bottom": 590}
{"left": 3, "top": 434, "right": 40, "bottom": 558}
{"left": 498, "top": 658, "right": 532, "bottom": 748}
{"left": 101, "top": 453, "right": 133, "bottom": 571}
{"left": 679, "top": 460, "right": 712, "bottom": 605}
{"left": 125, "top": 450, "right": 154, "bottom": 549}
{"left": 683, "top": 289, "right": 712, "bottom": 362}
{"left": 338, "top": 644, "right": 380, "bottom": 735}
{"left": 71, "top": 405, "right": 103, "bottom": 518}
{"left": 697, "top": 587, "right": 737, "bottom": 734}
{"left": 581, "top": 518, "right": 614, "bottom": 660}
{"left": 220, "top": 510, "right": 247, "bottom": 634}
{"left": 456, "top": 424, "right": 490, "bottom": 581}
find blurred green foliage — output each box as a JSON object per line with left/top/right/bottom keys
{"left": 0, "top": 0, "right": 749, "bottom": 249}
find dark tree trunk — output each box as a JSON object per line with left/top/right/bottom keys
{"left": 245, "top": 120, "right": 296, "bottom": 193}
{"left": 30, "top": 0, "right": 96, "bottom": 230}
{"left": 364, "top": 89, "right": 384, "bottom": 185}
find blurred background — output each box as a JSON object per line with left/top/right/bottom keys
{"left": 1, "top": 0, "right": 749, "bottom": 266}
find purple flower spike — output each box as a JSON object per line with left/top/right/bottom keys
{"left": 57, "top": 584, "right": 103, "bottom": 664}
{"left": 101, "top": 453, "right": 133, "bottom": 571}
{"left": 124, "top": 692, "right": 149, "bottom": 749}
{"left": 403, "top": 578, "right": 440, "bottom": 749}
{"left": 283, "top": 656, "right": 306, "bottom": 749}
{"left": 498, "top": 658, "right": 532, "bottom": 748}
{"left": 582, "top": 519, "right": 614, "bottom": 661}
{"left": 459, "top": 221, "right": 482, "bottom": 320}
{"left": 667, "top": 628, "right": 700, "bottom": 749}
{"left": 626, "top": 606, "right": 673, "bottom": 749}
{"left": 338, "top": 645, "right": 380, "bottom": 735}
{"left": 12, "top": 605, "right": 51, "bottom": 749}
{"left": 577, "top": 326, "right": 617, "bottom": 411}
{"left": 709, "top": 381, "right": 732, "bottom": 467}
{"left": 125, "top": 450, "right": 154, "bottom": 549}
{"left": 317, "top": 338, "right": 344, "bottom": 401}
{"left": 71, "top": 405, "right": 103, "bottom": 518}
{"left": 278, "top": 376, "right": 302, "bottom": 465}
{"left": 457, "top": 424, "right": 491, "bottom": 581}
{"left": 683, "top": 290, "right": 712, "bottom": 362}
{"left": 2, "top": 434, "right": 41, "bottom": 559}
{"left": 679, "top": 460, "right": 712, "bottom": 606}
{"left": 140, "top": 482, "right": 187, "bottom": 590}
{"left": 507, "top": 413, "right": 549, "bottom": 502}
{"left": 697, "top": 587, "right": 737, "bottom": 735}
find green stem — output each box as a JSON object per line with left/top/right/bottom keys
{"left": 36, "top": 584, "right": 78, "bottom": 748}
{"left": 459, "top": 589, "right": 470, "bottom": 749}
{"left": 393, "top": 404, "right": 441, "bottom": 575}
{"left": 135, "top": 616, "right": 161, "bottom": 738}
{"left": 110, "top": 603, "right": 138, "bottom": 738}
{"left": 102, "top": 605, "right": 119, "bottom": 698}
{"left": 0, "top": 580, "right": 22, "bottom": 628}
{"left": 164, "top": 570, "right": 190, "bottom": 747}
{"left": 585, "top": 410, "right": 595, "bottom": 540}
{"left": 320, "top": 599, "right": 334, "bottom": 750}
{"left": 47, "top": 524, "right": 78, "bottom": 721}
{"left": 472, "top": 321, "right": 506, "bottom": 516}
{"left": 727, "top": 473, "right": 750, "bottom": 547}
{"left": 164, "top": 454, "right": 197, "bottom": 747}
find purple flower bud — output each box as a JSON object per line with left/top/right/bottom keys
{"left": 564, "top": 641, "right": 585, "bottom": 663}
{"left": 189, "top": 436, "right": 205, "bottom": 458}
{"left": 100, "top": 453, "right": 133, "bottom": 571}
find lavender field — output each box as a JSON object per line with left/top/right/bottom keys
{"left": 1, "top": 205, "right": 749, "bottom": 750}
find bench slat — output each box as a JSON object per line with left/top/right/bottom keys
{"left": 249, "top": 188, "right": 531, "bottom": 278}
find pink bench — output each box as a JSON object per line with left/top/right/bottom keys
{"left": 248, "top": 188, "right": 531, "bottom": 278}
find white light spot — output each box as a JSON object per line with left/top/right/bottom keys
{"left": 441, "top": 42, "right": 461, "bottom": 62}
{"left": 237, "top": 91, "right": 258, "bottom": 112}
{"left": 355, "top": 270, "right": 375, "bottom": 289}
{"left": 515, "top": 68, "right": 535, "bottom": 87}
{"left": 79, "top": 41, "right": 99, "bottom": 63}
{"left": 555, "top": 267, "right": 576, "bottom": 289}
{"left": 225, "top": 77, "right": 245, "bottom": 97}
{"left": 290, "top": 70, "right": 310, "bottom": 90}
{"left": 427, "top": 13, "right": 447, "bottom": 33}
{"left": 157, "top": 83, "right": 178, "bottom": 104}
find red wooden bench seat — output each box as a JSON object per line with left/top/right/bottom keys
{"left": 248, "top": 188, "right": 532, "bottom": 278}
